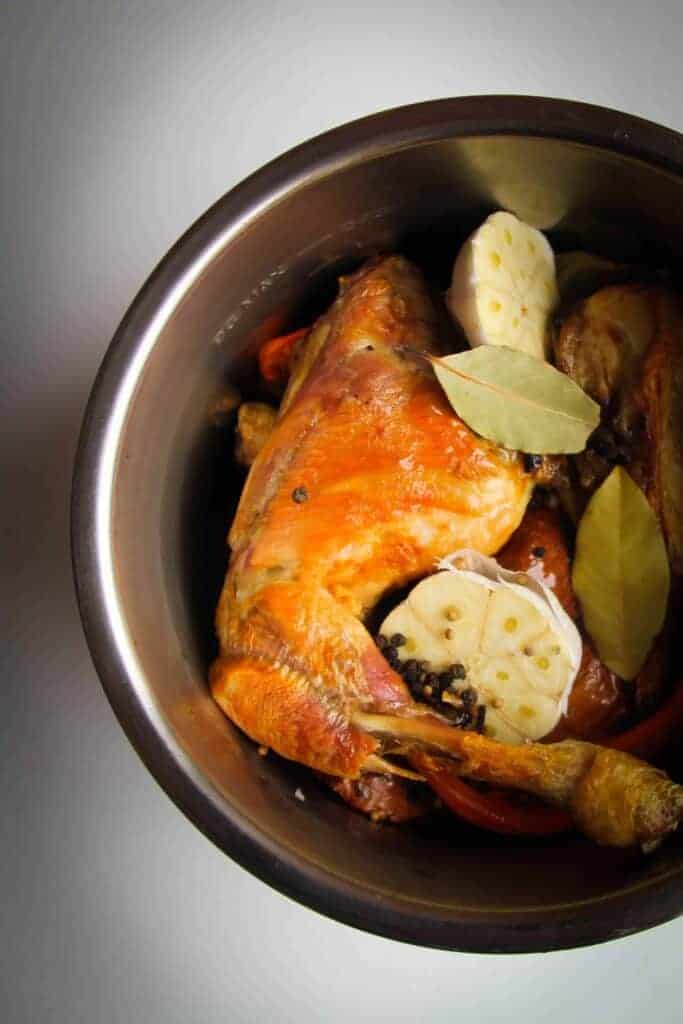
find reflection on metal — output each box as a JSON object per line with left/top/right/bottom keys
{"left": 458, "top": 137, "right": 574, "bottom": 228}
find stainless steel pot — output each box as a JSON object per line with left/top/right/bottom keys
{"left": 72, "top": 96, "right": 683, "bottom": 952}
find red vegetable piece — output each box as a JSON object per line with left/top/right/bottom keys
{"left": 259, "top": 327, "right": 308, "bottom": 383}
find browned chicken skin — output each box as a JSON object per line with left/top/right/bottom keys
{"left": 213, "top": 256, "right": 531, "bottom": 775}
{"left": 320, "top": 772, "right": 432, "bottom": 823}
{"left": 211, "top": 257, "right": 683, "bottom": 849}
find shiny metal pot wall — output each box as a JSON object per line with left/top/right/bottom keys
{"left": 72, "top": 97, "right": 683, "bottom": 952}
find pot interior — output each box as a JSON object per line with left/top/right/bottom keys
{"left": 106, "top": 128, "right": 683, "bottom": 948}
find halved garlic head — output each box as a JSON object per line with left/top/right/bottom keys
{"left": 379, "top": 550, "right": 581, "bottom": 743}
{"left": 447, "top": 211, "right": 558, "bottom": 360}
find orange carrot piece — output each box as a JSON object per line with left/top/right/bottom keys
{"left": 258, "top": 327, "right": 308, "bottom": 383}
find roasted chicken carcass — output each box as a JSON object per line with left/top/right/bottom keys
{"left": 211, "top": 257, "right": 683, "bottom": 849}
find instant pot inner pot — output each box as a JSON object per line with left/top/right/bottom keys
{"left": 110, "top": 133, "right": 683, "bottom": 940}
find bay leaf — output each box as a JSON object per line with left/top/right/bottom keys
{"left": 429, "top": 346, "right": 600, "bottom": 454}
{"left": 572, "top": 466, "right": 670, "bottom": 680}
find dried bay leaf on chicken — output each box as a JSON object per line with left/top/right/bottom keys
{"left": 429, "top": 347, "right": 599, "bottom": 454}
{"left": 573, "top": 467, "right": 670, "bottom": 681}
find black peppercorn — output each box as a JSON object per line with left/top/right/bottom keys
{"left": 523, "top": 454, "right": 543, "bottom": 473}
{"left": 292, "top": 486, "right": 308, "bottom": 503}
{"left": 403, "top": 660, "right": 419, "bottom": 683}
{"left": 532, "top": 546, "right": 546, "bottom": 558}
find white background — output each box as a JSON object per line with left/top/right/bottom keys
{"left": 3, "top": 2, "right": 683, "bottom": 1021}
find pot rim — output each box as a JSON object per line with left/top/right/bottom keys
{"left": 71, "top": 95, "right": 683, "bottom": 952}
